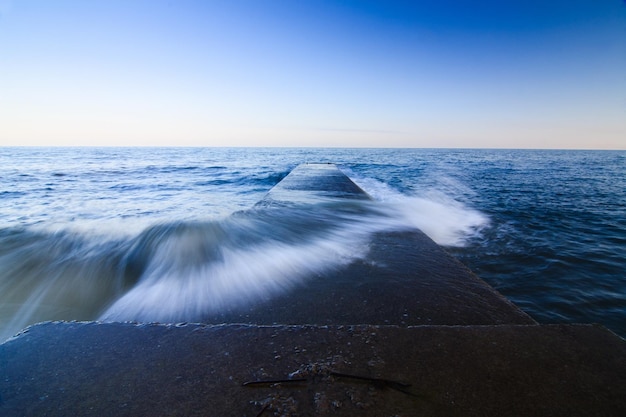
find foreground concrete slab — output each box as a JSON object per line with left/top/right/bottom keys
{"left": 1, "top": 321, "right": 624, "bottom": 417}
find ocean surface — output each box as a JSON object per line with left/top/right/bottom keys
{"left": 1, "top": 147, "right": 624, "bottom": 341}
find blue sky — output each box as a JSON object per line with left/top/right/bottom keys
{"left": 0, "top": 0, "right": 624, "bottom": 148}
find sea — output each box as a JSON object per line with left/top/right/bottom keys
{"left": 1, "top": 147, "right": 624, "bottom": 341}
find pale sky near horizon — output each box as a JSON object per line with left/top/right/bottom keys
{"left": 1, "top": 0, "right": 625, "bottom": 149}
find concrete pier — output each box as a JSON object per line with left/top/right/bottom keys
{"left": 1, "top": 163, "right": 624, "bottom": 416}
{"left": 204, "top": 163, "right": 534, "bottom": 326}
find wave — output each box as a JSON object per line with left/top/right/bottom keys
{"left": 0, "top": 228, "right": 130, "bottom": 341}
{"left": 0, "top": 170, "right": 489, "bottom": 340}
{"left": 101, "top": 209, "right": 373, "bottom": 323}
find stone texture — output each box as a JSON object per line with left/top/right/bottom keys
{"left": 1, "top": 322, "right": 624, "bottom": 417}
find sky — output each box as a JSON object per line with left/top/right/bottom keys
{"left": 0, "top": 0, "right": 625, "bottom": 149}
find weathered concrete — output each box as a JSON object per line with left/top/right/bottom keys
{"left": 1, "top": 321, "right": 624, "bottom": 417}
{"left": 256, "top": 163, "right": 371, "bottom": 207}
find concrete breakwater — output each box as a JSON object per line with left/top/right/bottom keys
{"left": 1, "top": 164, "right": 624, "bottom": 416}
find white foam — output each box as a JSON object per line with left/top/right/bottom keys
{"left": 97, "top": 169, "right": 491, "bottom": 323}
{"left": 100, "top": 220, "right": 372, "bottom": 322}
{"left": 349, "top": 173, "right": 489, "bottom": 247}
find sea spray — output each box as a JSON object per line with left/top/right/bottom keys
{"left": 100, "top": 204, "right": 380, "bottom": 322}
{"left": 347, "top": 170, "right": 489, "bottom": 247}
{"left": 100, "top": 176, "right": 490, "bottom": 323}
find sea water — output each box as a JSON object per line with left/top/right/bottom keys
{"left": 0, "top": 147, "right": 624, "bottom": 340}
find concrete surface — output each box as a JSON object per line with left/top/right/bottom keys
{"left": 256, "top": 163, "right": 372, "bottom": 208}
{"left": 1, "top": 321, "right": 624, "bottom": 416}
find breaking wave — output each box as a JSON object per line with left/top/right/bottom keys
{"left": 0, "top": 168, "right": 488, "bottom": 340}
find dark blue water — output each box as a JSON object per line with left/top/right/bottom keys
{"left": 1, "top": 147, "right": 624, "bottom": 340}
{"left": 443, "top": 149, "right": 626, "bottom": 335}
